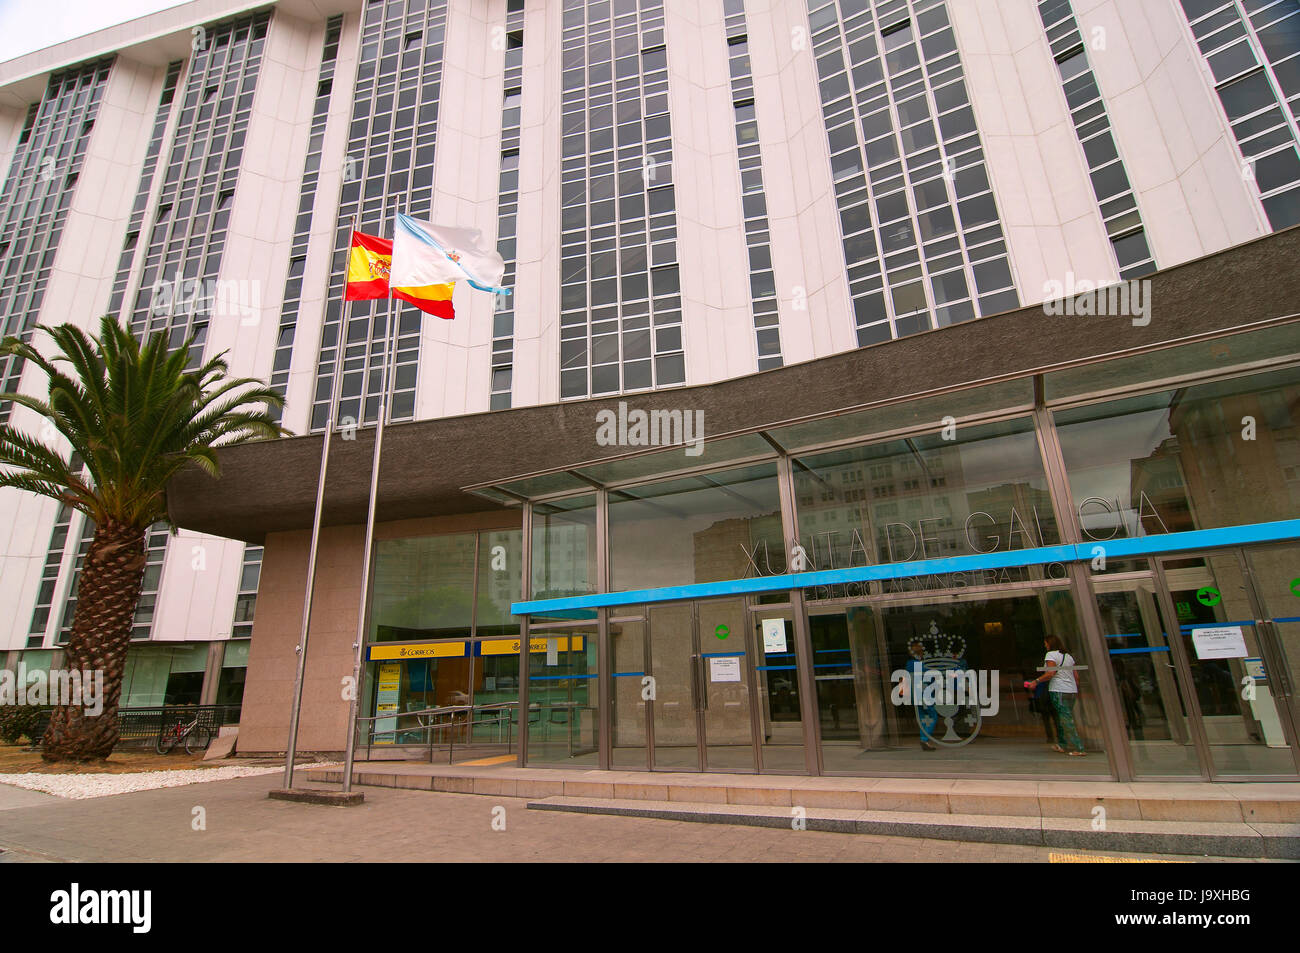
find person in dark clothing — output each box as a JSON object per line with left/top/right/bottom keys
{"left": 1024, "top": 666, "right": 1059, "bottom": 743}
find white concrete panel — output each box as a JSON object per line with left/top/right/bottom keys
{"left": 1078, "top": 0, "right": 1267, "bottom": 265}
{"left": 419, "top": 0, "right": 504, "bottom": 420}
{"left": 284, "top": 10, "right": 362, "bottom": 436}
{"left": 667, "top": 0, "right": 757, "bottom": 386}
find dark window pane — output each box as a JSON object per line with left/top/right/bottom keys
{"left": 1112, "top": 230, "right": 1153, "bottom": 268}
{"left": 1253, "top": 146, "right": 1300, "bottom": 192}
{"left": 1218, "top": 70, "right": 1277, "bottom": 119}
{"left": 1262, "top": 186, "right": 1300, "bottom": 228}
{"left": 1208, "top": 39, "right": 1258, "bottom": 81}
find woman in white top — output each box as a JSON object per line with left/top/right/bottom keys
{"left": 1028, "top": 635, "right": 1085, "bottom": 756}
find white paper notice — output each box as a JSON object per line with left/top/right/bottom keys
{"left": 1191, "top": 626, "right": 1248, "bottom": 660}
{"left": 762, "top": 619, "right": 787, "bottom": 653}
{"left": 546, "top": 638, "right": 558, "bottom": 666}
{"left": 710, "top": 656, "right": 742, "bottom": 682}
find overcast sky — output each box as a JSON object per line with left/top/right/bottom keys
{"left": 0, "top": 0, "right": 188, "bottom": 65}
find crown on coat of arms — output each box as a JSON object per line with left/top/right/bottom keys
{"left": 910, "top": 620, "right": 966, "bottom": 661}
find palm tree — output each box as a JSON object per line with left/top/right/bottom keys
{"left": 0, "top": 316, "right": 284, "bottom": 762}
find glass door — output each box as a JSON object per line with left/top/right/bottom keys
{"left": 1241, "top": 543, "right": 1300, "bottom": 771}
{"left": 609, "top": 614, "right": 650, "bottom": 770}
{"left": 645, "top": 598, "right": 773, "bottom": 773}
{"left": 698, "top": 598, "right": 756, "bottom": 773}
{"left": 525, "top": 624, "right": 599, "bottom": 766}
{"left": 807, "top": 587, "right": 1110, "bottom": 776}
{"left": 1092, "top": 575, "right": 1205, "bottom": 777}
{"left": 648, "top": 601, "right": 701, "bottom": 771}
{"left": 1156, "top": 553, "right": 1299, "bottom": 777}
{"left": 750, "top": 604, "right": 807, "bottom": 773}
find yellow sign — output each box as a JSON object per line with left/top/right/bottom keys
{"left": 479, "top": 636, "right": 585, "bottom": 656}
{"left": 374, "top": 663, "right": 402, "bottom": 745}
{"left": 369, "top": 642, "right": 467, "bottom": 661}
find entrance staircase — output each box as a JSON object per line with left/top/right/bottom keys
{"left": 306, "top": 761, "right": 1300, "bottom": 858}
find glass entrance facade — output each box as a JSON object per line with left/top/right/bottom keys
{"left": 364, "top": 323, "right": 1300, "bottom": 780}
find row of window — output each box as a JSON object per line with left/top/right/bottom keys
{"left": 490, "top": 0, "right": 527, "bottom": 410}
{"left": 270, "top": 15, "right": 344, "bottom": 423}
{"left": 724, "top": 0, "right": 784, "bottom": 371}
{"left": 310, "top": 0, "right": 450, "bottom": 431}
{"left": 807, "top": 0, "right": 1019, "bottom": 348}
{"left": 231, "top": 545, "right": 263, "bottom": 640}
{"left": 0, "top": 59, "right": 111, "bottom": 424}
{"left": 119, "top": 12, "right": 271, "bottom": 641}
{"left": 1037, "top": 0, "right": 1158, "bottom": 279}
{"left": 558, "top": 0, "right": 686, "bottom": 400}
{"left": 107, "top": 61, "right": 183, "bottom": 320}
{"left": 1181, "top": 0, "right": 1300, "bottom": 230}
{"left": 26, "top": 504, "right": 74, "bottom": 647}
{"left": 127, "top": 11, "right": 270, "bottom": 358}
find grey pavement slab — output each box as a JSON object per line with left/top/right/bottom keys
{"left": 525, "top": 794, "right": 1299, "bottom": 858}
{"left": 0, "top": 782, "right": 64, "bottom": 812}
{"left": 0, "top": 774, "right": 1272, "bottom": 863}
{"left": 311, "top": 761, "right": 1300, "bottom": 823}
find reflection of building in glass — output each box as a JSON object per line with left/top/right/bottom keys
{"left": 1170, "top": 382, "right": 1300, "bottom": 531}
{"left": 792, "top": 430, "right": 1065, "bottom": 572}
{"left": 1128, "top": 436, "right": 1195, "bottom": 536}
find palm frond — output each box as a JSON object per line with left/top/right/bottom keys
{"left": 3, "top": 315, "right": 290, "bottom": 532}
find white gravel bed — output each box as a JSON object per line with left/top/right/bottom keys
{"left": 0, "top": 764, "right": 288, "bottom": 799}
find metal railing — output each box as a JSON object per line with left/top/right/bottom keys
{"left": 27, "top": 704, "right": 242, "bottom": 749}
{"left": 353, "top": 700, "right": 604, "bottom": 763}
{"left": 355, "top": 702, "right": 518, "bottom": 763}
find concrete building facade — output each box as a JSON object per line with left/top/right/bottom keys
{"left": 0, "top": 0, "right": 1298, "bottom": 780}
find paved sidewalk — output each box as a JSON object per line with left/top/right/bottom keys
{"left": 0, "top": 776, "right": 1283, "bottom": 862}
{"left": 0, "top": 784, "right": 61, "bottom": 813}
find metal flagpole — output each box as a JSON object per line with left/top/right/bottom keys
{"left": 340, "top": 196, "right": 403, "bottom": 793}
{"left": 283, "top": 215, "right": 357, "bottom": 789}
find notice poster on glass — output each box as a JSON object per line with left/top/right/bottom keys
{"left": 710, "top": 656, "right": 742, "bottom": 683}
{"left": 1191, "top": 626, "right": 1249, "bottom": 659}
{"left": 761, "top": 619, "right": 787, "bottom": 653}
{"left": 375, "top": 663, "right": 401, "bottom": 744}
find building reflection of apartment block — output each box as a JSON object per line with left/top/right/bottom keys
{"left": 1169, "top": 386, "right": 1300, "bottom": 532}
{"left": 1166, "top": 385, "right": 1300, "bottom": 726}
{"left": 790, "top": 444, "right": 975, "bottom": 570}
{"left": 1129, "top": 437, "right": 1195, "bottom": 536}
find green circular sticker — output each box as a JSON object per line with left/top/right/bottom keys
{"left": 1196, "top": 586, "right": 1221, "bottom": 607}
{"left": 1290, "top": 577, "right": 1300, "bottom": 597}
{"left": 714, "top": 624, "right": 730, "bottom": 640}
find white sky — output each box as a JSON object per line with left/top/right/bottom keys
{"left": 0, "top": 0, "right": 189, "bottom": 65}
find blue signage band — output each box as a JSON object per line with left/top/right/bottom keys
{"left": 510, "top": 519, "right": 1300, "bottom": 616}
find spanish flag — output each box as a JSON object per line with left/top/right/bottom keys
{"left": 345, "top": 231, "right": 393, "bottom": 300}
{"left": 345, "top": 229, "right": 457, "bottom": 319}
{"left": 392, "top": 280, "right": 455, "bottom": 319}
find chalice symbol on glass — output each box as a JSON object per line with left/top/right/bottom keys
{"left": 929, "top": 656, "right": 965, "bottom": 743}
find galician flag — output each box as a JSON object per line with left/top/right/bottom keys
{"left": 391, "top": 213, "right": 512, "bottom": 298}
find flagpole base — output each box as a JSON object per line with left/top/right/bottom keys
{"left": 268, "top": 788, "right": 365, "bottom": 807}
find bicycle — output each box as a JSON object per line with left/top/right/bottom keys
{"left": 155, "top": 712, "right": 212, "bottom": 755}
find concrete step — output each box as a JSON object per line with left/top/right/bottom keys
{"left": 313, "top": 764, "right": 1300, "bottom": 825}
{"left": 525, "top": 796, "right": 1300, "bottom": 859}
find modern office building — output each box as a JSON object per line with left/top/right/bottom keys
{"left": 1, "top": 0, "right": 1298, "bottom": 781}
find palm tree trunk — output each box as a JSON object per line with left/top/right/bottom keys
{"left": 40, "top": 521, "right": 147, "bottom": 762}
